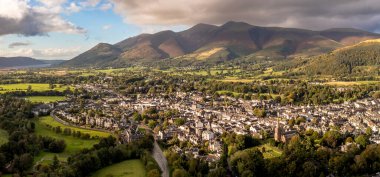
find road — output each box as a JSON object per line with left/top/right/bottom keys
{"left": 152, "top": 140, "right": 169, "bottom": 177}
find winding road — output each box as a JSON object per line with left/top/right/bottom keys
{"left": 152, "top": 140, "right": 169, "bottom": 177}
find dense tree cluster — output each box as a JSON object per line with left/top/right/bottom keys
{"left": 305, "top": 43, "right": 380, "bottom": 76}
{"left": 0, "top": 96, "right": 66, "bottom": 175}
{"left": 222, "top": 130, "right": 380, "bottom": 177}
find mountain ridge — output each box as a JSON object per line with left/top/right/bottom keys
{"left": 0, "top": 57, "right": 63, "bottom": 68}
{"left": 60, "top": 21, "right": 380, "bottom": 67}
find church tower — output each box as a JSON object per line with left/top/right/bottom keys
{"left": 274, "top": 118, "right": 283, "bottom": 142}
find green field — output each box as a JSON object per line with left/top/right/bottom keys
{"left": 0, "top": 83, "right": 71, "bottom": 93}
{"left": 34, "top": 116, "right": 111, "bottom": 163}
{"left": 325, "top": 81, "right": 380, "bottom": 86}
{"left": 216, "top": 90, "right": 242, "bottom": 97}
{"left": 91, "top": 160, "right": 146, "bottom": 177}
{"left": 38, "top": 116, "right": 110, "bottom": 138}
{"left": 0, "top": 129, "right": 8, "bottom": 146}
{"left": 217, "top": 78, "right": 253, "bottom": 83}
{"left": 257, "top": 144, "right": 283, "bottom": 159}
{"left": 26, "top": 96, "right": 66, "bottom": 103}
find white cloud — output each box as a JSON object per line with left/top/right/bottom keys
{"left": 102, "top": 25, "right": 112, "bottom": 30}
{"left": 80, "top": 0, "right": 101, "bottom": 7}
{"left": 0, "top": 47, "right": 83, "bottom": 59}
{"left": 0, "top": 0, "right": 28, "bottom": 20}
{"left": 67, "top": 2, "right": 82, "bottom": 13}
{"left": 100, "top": 3, "right": 113, "bottom": 11}
{"left": 0, "top": 0, "right": 85, "bottom": 36}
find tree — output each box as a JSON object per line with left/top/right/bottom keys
{"left": 230, "top": 148, "right": 266, "bottom": 177}
{"left": 51, "top": 155, "right": 60, "bottom": 169}
{"left": 27, "top": 85, "right": 32, "bottom": 92}
{"left": 208, "top": 168, "right": 226, "bottom": 177}
{"left": 366, "top": 127, "right": 373, "bottom": 136}
{"left": 253, "top": 108, "right": 266, "bottom": 118}
{"left": 48, "top": 140, "right": 66, "bottom": 153}
{"left": 133, "top": 112, "right": 142, "bottom": 121}
{"left": 172, "top": 169, "right": 189, "bottom": 177}
{"left": 322, "top": 130, "right": 341, "bottom": 148}
{"left": 355, "top": 135, "right": 368, "bottom": 148}
{"left": 13, "top": 153, "right": 33, "bottom": 174}
{"left": 147, "top": 169, "right": 160, "bottom": 177}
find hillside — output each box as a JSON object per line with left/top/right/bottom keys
{"left": 303, "top": 39, "right": 380, "bottom": 75}
{"left": 60, "top": 43, "right": 122, "bottom": 67}
{"left": 0, "top": 57, "right": 48, "bottom": 68}
{"left": 61, "top": 21, "right": 380, "bottom": 67}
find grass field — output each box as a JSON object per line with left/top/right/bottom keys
{"left": 216, "top": 90, "right": 242, "bottom": 97}
{"left": 0, "top": 83, "right": 71, "bottom": 93}
{"left": 217, "top": 78, "right": 253, "bottom": 83}
{"left": 34, "top": 116, "right": 110, "bottom": 163}
{"left": 91, "top": 160, "right": 146, "bottom": 177}
{"left": 0, "top": 129, "right": 8, "bottom": 146}
{"left": 26, "top": 96, "right": 66, "bottom": 103}
{"left": 257, "top": 144, "right": 282, "bottom": 159}
{"left": 325, "top": 81, "right": 380, "bottom": 86}
{"left": 38, "top": 116, "right": 110, "bottom": 138}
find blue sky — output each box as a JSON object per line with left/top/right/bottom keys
{"left": 0, "top": 0, "right": 379, "bottom": 60}
{"left": 0, "top": 0, "right": 152, "bottom": 60}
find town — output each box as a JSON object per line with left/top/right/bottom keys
{"left": 34, "top": 83, "right": 380, "bottom": 164}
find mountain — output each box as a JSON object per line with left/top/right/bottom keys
{"left": 303, "top": 39, "right": 380, "bottom": 75}
{"left": 0, "top": 57, "right": 66, "bottom": 68}
{"left": 0, "top": 57, "right": 47, "bottom": 68}
{"left": 61, "top": 21, "right": 380, "bottom": 67}
{"left": 60, "top": 43, "right": 122, "bottom": 67}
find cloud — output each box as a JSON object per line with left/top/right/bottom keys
{"left": 0, "top": 47, "right": 83, "bottom": 59}
{"left": 8, "top": 42, "right": 31, "bottom": 48}
{"left": 67, "top": 2, "right": 82, "bottom": 13}
{"left": 102, "top": 25, "right": 112, "bottom": 30}
{"left": 80, "top": 0, "right": 101, "bottom": 7}
{"left": 0, "top": 0, "right": 85, "bottom": 36}
{"left": 110, "top": 0, "right": 380, "bottom": 31}
{"left": 100, "top": 3, "right": 113, "bottom": 11}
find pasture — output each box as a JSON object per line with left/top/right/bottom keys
{"left": 34, "top": 116, "right": 110, "bottom": 163}
{"left": 91, "top": 159, "right": 146, "bottom": 177}
{"left": 0, "top": 83, "right": 71, "bottom": 93}
{"left": 26, "top": 96, "right": 66, "bottom": 103}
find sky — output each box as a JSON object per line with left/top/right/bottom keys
{"left": 0, "top": 0, "right": 380, "bottom": 60}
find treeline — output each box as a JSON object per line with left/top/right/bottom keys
{"left": 0, "top": 96, "right": 66, "bottom": 175}
{"left": 36, "top": 135, "right": 161, "bottom": 177}
{"left": 200, "top": 81, "right": 380, "bottom": 105}
{"left": 45, "top": 124, "right": 94, "bottom": 140}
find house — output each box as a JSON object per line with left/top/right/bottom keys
{"left": 209, "top": 141, "right": 222, "bottom": 152}
{"left": 119, "top": 125, "right": 144, "bottom": 143}
{"left": 202, "top": 130, "right": 215, "bottom": 141}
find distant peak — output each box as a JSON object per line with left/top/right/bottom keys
{"left": 193, "top": 23, "right": 217, "bottom": 28}
{"left": 95, "top": 43, "right": 113, "bottom": 47}
{"left": 222, "top": 21, "right": 252, "bottom": 27}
